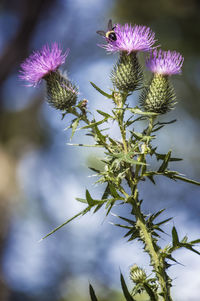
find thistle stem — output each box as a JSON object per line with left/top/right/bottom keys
{"left": 118, "top": 104, "right": 173, "bottom": 300}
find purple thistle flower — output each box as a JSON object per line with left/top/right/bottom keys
{"left": 100, "top": 23, "right": 156, "bottom": 54}
{"left": 146, "top": 49, "right": 184, "bottom": 75}
{"left": 19, "top": 42, "right": 69, "bottom": 86}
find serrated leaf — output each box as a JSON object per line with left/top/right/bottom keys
{"left": 172, "top": 226, "right": 179, "bottom": 247}
{"left": 89, "top": 284, "right": 99, "bottom": 301}
{"left": 90, "top": 81, "right": 112, "bottom": 99}
{"left": 120, "top": 273, "right": 136, "bottom": 301}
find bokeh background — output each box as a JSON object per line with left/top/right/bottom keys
{"left": 0, "top": 0, "right": 200, "bottom": 300}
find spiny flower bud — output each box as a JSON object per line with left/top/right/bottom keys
{"left": 140, "top": 74, "right": 176, "bottom": 114}
{"left": 130, "top": 264, "right": 147, "bottom": 284}
{"left": 19, "top": 42, "right": 78, "bottom": 111}
{"left": 140, "top": 49, "right": 184, "bottom": 114}
{"left": 45, "top": 71, "right": 78, "bottom": 111}
{"left": 111, "top": 52, "right": 143, "bottom": 92}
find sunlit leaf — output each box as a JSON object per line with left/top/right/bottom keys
{"left": 90, "top": 81, "right": 112, "bottom": 99}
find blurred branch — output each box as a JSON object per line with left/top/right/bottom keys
{"left": 0, "top": 0, "right": 56, "bottom": 85}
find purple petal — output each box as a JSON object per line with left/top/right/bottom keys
{"left": 19, "top": 42, "right": 69, "bottom": 86}
{"left": 146, "top": 49, "right": 184, "bottom": 75}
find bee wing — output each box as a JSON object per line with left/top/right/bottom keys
{"left": 107, "top": 19, "right": 113, "bottom": 31}
{"left": 96, "top": 30, "right": 106, "bottom": 36}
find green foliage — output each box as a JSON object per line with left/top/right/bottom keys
{"left": 40, "top": 34, "right": 200, "bottom": 301}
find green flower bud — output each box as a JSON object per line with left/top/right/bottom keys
{"left": 140, "top": 74, "right": 176, "bottom": 114}
{"left": 111, "top": 52, "right": 143, "bottom": 92}
{"left": 130, "top": 264, "right": 147, "bottom": 284}
{"left": 45, "top": 70, "right": 78, "bottom": 111}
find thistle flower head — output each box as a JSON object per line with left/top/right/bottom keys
{"left": 19, "top": 42, "right": 69, "bottom": 86}
{"left": 100, "top": 23, "right": 156, "bottom": 54}
{"left": 146, "top": 49, "right": 184, "bottom": 75}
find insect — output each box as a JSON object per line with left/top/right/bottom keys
{"left": 96, "top": 19, "right": 117, "bottom": 42}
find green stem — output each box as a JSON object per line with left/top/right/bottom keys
{"left": 118, "top": 109, "right": 173, "bottom": 300}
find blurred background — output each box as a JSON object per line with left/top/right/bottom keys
{"left": 0, "top": 0, "right": 200, "bottom": 300}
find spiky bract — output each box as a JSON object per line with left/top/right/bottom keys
{"left": 45, "top": 71, "right": 78, "bottom": 111}
{"left": 111, "top": 52, "right": 143, "bottom": 92}
{"left": 140, "top": 74, "right": 176, "bottom": 114}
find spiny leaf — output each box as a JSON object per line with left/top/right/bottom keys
{"left": 109, "top": 222, "right": 132, "bottom": 230}
{"left": 156, "top": 119, "right": 177, "bottom": 125}
{"left": 128, "top": 107, "right": 158, "bottom": 116}
{"left": 149, "top": 209, "right": 166, "bottom": 222}
{"left": 152, "top": 125, "right": 164, "bottom": 132}
{"left": 89, "top": 284, "right": 99, "bottom": 301}
{"left": 156, "top": 217, "right": 173, "bottom": 226}
{"left": 76, "top": 198, "right": 88, "bottom": 204}
{"left": 155, "top": 152, "right": 182, "bottom": 162}
{"left": 80, "top": 118, "right": 108, "bottom": 129}
{"left": 86, "top": 189, "right": 94, "bottom": 206}
{"left": 147, "top": 175, "right": 156, "bottom": 184}
{"left": 67, "top": 143, "right": 103, "bottom": 148}
{"left": 70, "top": 117, "right": 80, "bottom": 139}
{"left": 112, "top": 213, "right": 136, "bottom": 226}
{"left": 97, "top": 110, "right": 113, "bottom": 119}
{"left": 190, "top": 239, "right": 200, "bottom": 244}
{"left": 120, "top": 273, "right": 136, "bottom": 301}
{"left": 102, "top": 184, "right": 110, "bottom": 199}
{"left": 158, "top": 150, "right": 172, "bottom": 172}
{"left": 172, "top": 226, "right": 179, "bottom": 247}
{"left": 109, "top": 183, "right": 121, "bottom": 199}
{"left": 173, "top": 174, "right": 200, "bottom": 186}
{"left": 90, "top": 81, "right": 112, "bottom": 99}
{"left": 40, "top": 206, "right": 91, "bottom": 240}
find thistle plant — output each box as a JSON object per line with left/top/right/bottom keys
{"left": 20, "top": 20, "right": 200, "bottom": 301}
